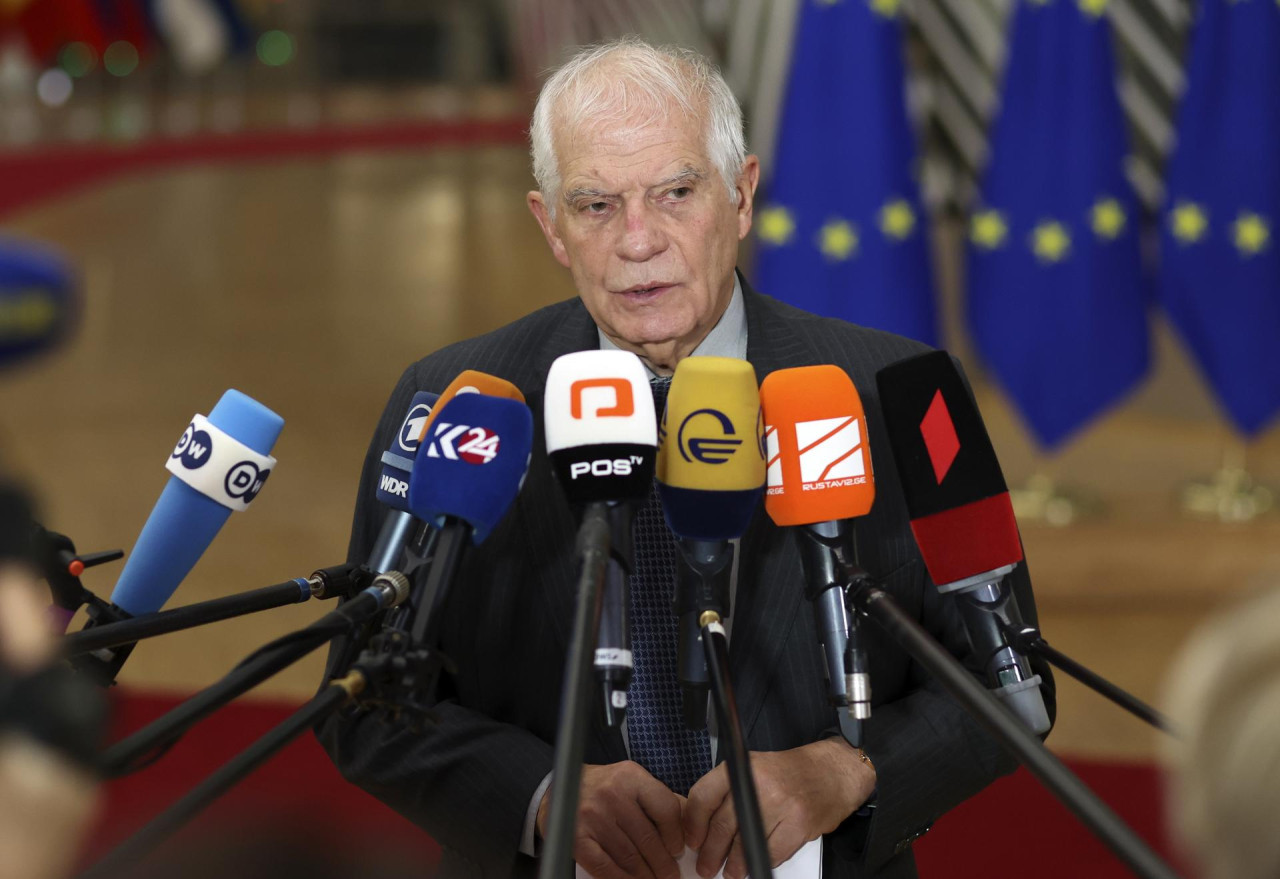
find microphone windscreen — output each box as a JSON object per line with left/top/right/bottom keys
{"left": 760, "top": 365, "right": 875, "bottom": 527}
{"left": 110, "top": 390, "right": 284, "bottom": 616}
{"left": 376, "top": 391, "right": 439, "bottom": 513}
{"left": 657, "top": 357, "right": 764, "bottom": 540}
{"left": 409, "top": 393, "right": 532, "bottom": 544}
{"left": 413, "top": 370, "right": 525, "bottom": 445}
{"left": 544, "top": 350, "right": 656, "bottom": 503}
{"left": 875, "top": 350, "right": 1022, "bottom": 586}
{"left": 0, "top": 238, "right": 77, "bottom": 372}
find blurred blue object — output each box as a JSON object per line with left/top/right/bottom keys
{"left": 1158, "top": 0, "right": 1280, "bottom": 437}
{"left": 0, "top": 238, "right": 78, "bottom": 372}
{"left": 753, "top": 0, "right": 937, "bottom": 347}
{"left": 967, "top": 0, "right": 1149, "bottom": 450}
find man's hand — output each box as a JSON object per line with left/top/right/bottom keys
{"left": 683, "top": 739, "right": 876, "bottom": 879}
{"left": 537, "top": 761, "right": 686, "bottom": 879}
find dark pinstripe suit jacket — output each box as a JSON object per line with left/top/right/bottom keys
{"left": 317, "top": 278, "right": 1055, "bottom": 879}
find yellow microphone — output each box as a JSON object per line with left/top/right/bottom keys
{"left": 657, "top": 356, "right": 765, "bottom": 540}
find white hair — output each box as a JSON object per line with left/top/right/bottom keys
{"left": 1162, "top": 586, "right": 1280, "bottom": 879}
{"left": 529, "top": 37, "right": 747, "bottom": 217}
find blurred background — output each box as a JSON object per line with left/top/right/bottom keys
{"left": 0, "top": 0, "right": 1276, "bottom": 875}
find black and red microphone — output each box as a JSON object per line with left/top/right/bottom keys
{"left": 875, "top": 350, "right": 1050, "bottom": 735}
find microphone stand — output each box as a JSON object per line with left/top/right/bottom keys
{"left": 76, "top": 671, "right": 366, "bottom": 879}
{"left": 673, "top": 538, "right": 772, "bottom": 879}
{"left": 539, "top": 504, "right": 611, "bottom": 879}
{"left": 843, "top": 578, "right": 1182, "bottom": 879}
{"left": 1005, "top": 626, "right": 1171, "bottom": 733}
{"left": 698, "top": 609, "right": 773, "bottom": 879}
{"left": 62, "top": 565, "right": 361, "bottom": 657}
{"left": 100, "top": 572, "right": 409, "bottom": 777}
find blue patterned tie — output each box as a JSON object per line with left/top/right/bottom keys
{"left": 626, "top": 376, "right": 713, "bottom": 796}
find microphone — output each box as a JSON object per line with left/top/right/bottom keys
{"left": 78, "top": 390, "right": 283, "bottom": 684}
{"left": 373, "top": 371, "right": 526, "bottom": 576}
{"left": 366, "top": 390, "right": 439, "bottom": 576}
{"left": 875, "top": 350, "right": 1050, "bottom": 735}
{"left": 397, "top": 391, "right": 533, "bottom": 709}
{"left": 760, "top": 365, "right": 875, "bottom": 738}
{"left": 0, "top": 238, "right": 76, "bottom": 372}
{"left": 544, "top": 350, "right": 656, "bottom": 726}
{"left": 111, "top": 390, "right": 283, "bottom": 616}
{"left": 657, "top": 356, "right": 765, "bottom": 730}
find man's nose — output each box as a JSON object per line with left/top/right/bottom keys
{"left": 617, "top": 200, "right": 669, "bottom": 261}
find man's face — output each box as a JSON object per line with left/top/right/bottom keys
{"left": 528, "top": 104, "right": 759, "bottom": 371}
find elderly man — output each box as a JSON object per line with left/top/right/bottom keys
{"left": 320, "top": 38, "right": 1053, "bottom": 879}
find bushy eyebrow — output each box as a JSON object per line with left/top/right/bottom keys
{"left": 651, "top": 167, "right": 705, "bottom": 191}
{"left": 562, "top": 166, "right": 707, "bottom": 207}
{"left": 563, "top": 186, "right": 611, "bottom": 206}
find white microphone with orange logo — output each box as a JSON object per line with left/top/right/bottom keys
{"left": 545, "top": 350, "right": 657, "bottom": 726}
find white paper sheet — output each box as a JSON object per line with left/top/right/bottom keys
{"left": 575, "top": 837, "right": 822, "bottom": 879}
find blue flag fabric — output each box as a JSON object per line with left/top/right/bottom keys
{"left": 966, "top": 0, "right": 1149, "bottom": 450}
{"left": 1158, "top": 0, "right": 1280, "bottom": 438}
{"left": 754, "top": 0, "right": 938, "bottom": 346}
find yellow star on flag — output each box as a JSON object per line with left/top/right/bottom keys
{"left": 757, "top": 206, "right": 796, "bottom": 246}
{"left": 1078, "top": 0, "right": 1109, "bottom": 16}
{"left": 879, "top": 199, "right": 916, "bottom": 240}
{"left": 1031, "top": 221, "right": 1071, "bottom": 263}
{"left": 1233, "top": 211, "right": 1270, "bottom": 256}
{"left": 818, "top": 219, "right": 859, "bottom": 262}
{"left": 867, "top": 0, "right": 901, "bottom": 17}
{"left": 970, "top": 210, "right": 1008, "bottom": 250}
{"left": 1169, "top": 201, "right": 1208, "bottom": 245}
{"left": 1091, "top": 198, "right": 1126, "bottom": 240}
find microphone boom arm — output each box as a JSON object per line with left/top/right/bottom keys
{"left": 844, "top": 579, "right": 1182, "bottom": 879}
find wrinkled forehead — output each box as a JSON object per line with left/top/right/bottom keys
{"left": 552, "top": 97, "right": 711, "bottom": 186}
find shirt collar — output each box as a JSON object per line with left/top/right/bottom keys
{"left": 597, "top": 275, "right": 747, "bottom": 378}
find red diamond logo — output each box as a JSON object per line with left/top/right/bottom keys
{"left": 920, "top": 389, "right": 960, "bottom": 484}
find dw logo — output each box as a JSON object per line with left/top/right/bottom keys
{"left": 225, "top": 461, "right": 271, "bottom": 504}
{"left": 677, "top": 408, "right": 742, "bottom": 464}
{"left": 397, "top": 403, "right": 434, "bottom": 454}
{"left": 171, "top": 423, "right": 214, "bottom": 470}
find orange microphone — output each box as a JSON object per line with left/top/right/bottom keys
{"left": 760, "top": 365, "right": 876, "bottom": 738}
{"left": 414, "top": 370, "right": 526, "bottom": 445}
{"left": 761, "top": 364, "right": 874, "bottom": 526}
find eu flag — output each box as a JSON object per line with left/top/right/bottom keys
{"left": 754, "top": 0, "right": 937, "bottom": 347}
{"left": 1158, "top": 0, "right": 1280, "bottom": 437}
{"left": 966, "top": 0, "right": 1149, "bottom": 450}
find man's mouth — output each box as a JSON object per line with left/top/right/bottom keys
{"left": 614, "top": 283, "right": 676, "bottom": 301}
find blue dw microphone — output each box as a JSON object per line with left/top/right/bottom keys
{"left": 110, "top": 390, "right": 284, "bottom": 617}
{"left": 402, "top": 392, "right": 532, "bottom": 702}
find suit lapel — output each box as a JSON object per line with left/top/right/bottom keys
{"left": 730, "top": 277, "right": 823, "bottom": 739}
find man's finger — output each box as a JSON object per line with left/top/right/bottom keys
{"left": 635, "top": 781, "right": 686, "bottom": 860}
{"left": 617, "top": 800, "right": 682, "bottom": 879}
{"left": 766, "top": 820, "right": 808, "bottom": 869}
{"left": 694, "top": 798, "right": 737, "bottom": 879}
{"left": 722, "top": 834, "right": 746, "bottom": 879}
{"left": 576, "top": 837, "right": 630, "bottom": 879}
{"left": 591, "top": 817, "right": 657, "bottom": 879}
{"left": 683, "top": 764, "right": 730, "bottom": 851}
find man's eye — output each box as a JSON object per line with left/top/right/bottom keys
{"left": 668, "top": 187, "right": 692, "bottom": 200}
{"left": 585, "top": 202, "right": 610, "bottom": 214}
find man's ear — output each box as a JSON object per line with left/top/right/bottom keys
{"left": 735, "top": 155, "right": 761, "bottom": 241}
{"left": 527, "top": 191, "right": 571, "bottom": 269}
